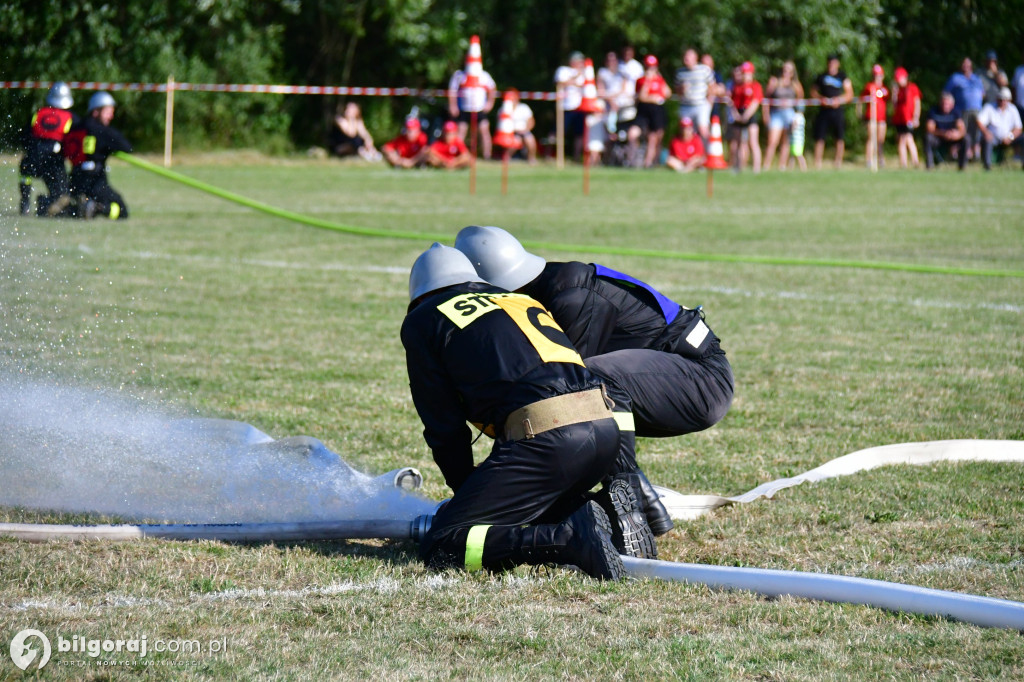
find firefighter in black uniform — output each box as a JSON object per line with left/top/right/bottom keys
{"left": 63, "top": 91, "right": 133, "bottom": 220}
{"left": 455, "top": 225, "right": 736, "bottom": 537}
{"left": 19, "top": 82, "right": 77, "bottom": 217}
{"left": 402, "top": 243, "right": 656, "bottom": 580}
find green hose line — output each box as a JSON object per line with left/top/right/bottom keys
{"left": 115, "top": 153, "right": 1024, "bottom": 279}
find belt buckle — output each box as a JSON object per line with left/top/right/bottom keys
{"left": 522, "top": 418, "right": 535, "bottom": 439}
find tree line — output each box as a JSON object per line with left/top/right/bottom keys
{"left": 2, "top": 0, "right": 1020, "bottom": 153}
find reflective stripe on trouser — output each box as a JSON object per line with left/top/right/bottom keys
{"left": 464, "top": 524, "right": 491, "bottom": 571}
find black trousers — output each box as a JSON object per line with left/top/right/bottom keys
{"left": 925, "top": 134, "right": 967, "bottom": 170}
{"left": 420, "top": 418, "right": 620, "bottom": 571}
{"left": 19, "top": 143, "right": 69, "bottom": 198}
{"left": 71, "top": 170, "right": 129, "bottom": 219}
{"left": 586, "top": 349, "right": 734, "bottom": 438}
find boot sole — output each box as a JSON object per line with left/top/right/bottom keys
{"left": 584, "top": 502, "right": 626, "bottom": 580}
{"left": 607, "top": 478, "right": 658, "bottom": 559}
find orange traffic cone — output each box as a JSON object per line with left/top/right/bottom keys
{"left": 493, "top": 92, "right": 522, "bottom": 150}
{"left": 464, "top": 35, "right": 483, "bottom": 89}
{"left": 704, "top": 115, "right": 729, "bottom": 170}
{"left": 578, "top": 58, "right": 601, "bottom": 114}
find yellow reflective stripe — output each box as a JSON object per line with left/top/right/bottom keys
{"left": 464, "top": 524, "right": 491, "bottom": 572}
{"left": 109, "top": 202, "right": 121, "bottom": 220}
{"left": 613, "top": 412, "right": 635, "bottom": 432}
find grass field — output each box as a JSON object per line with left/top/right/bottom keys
{"left": 1, "top": 153, "right": 1023, "bottom": 680}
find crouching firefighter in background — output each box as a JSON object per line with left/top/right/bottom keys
{"left": 455, "top": 225, "right": 736, "bottom": 538}
{"left": 63, "top": 91, "right": 132, "bottom": 220}
{"left": 401, "top": 243, "right": 657, "bottom": 580}
{"left": 19, "top": 81, "right": 77, "bottom": 217}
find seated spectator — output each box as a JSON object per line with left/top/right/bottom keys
{"left": 978, "top": 87, "right": 1023, "bottom": 170}
{"left": 630, "top": 55, "right": 670, "bottom": 168}
{"left": 891, "top": 67, "right": 922, "bottom": 168}
{"left": 505, "top": 88, "right": 538, "bottom": 163}
{"left": 763, "top": 60, "right": 804, "bottom": 170}
{"left": 382, "top": 117, "right": 429, "bottom": 168}
{"left": 427, "top": 120, "right": 473, "bottom": 169}
{"left": 925, "top": 92, "right": 967, "bottom": 170}
{"left": 666, "top": 116, "right": 706, "bottom": 172}
{"left": 859, "top": 64, "right": 890, "bottom": 168}
{"left": 730, "top": 61, "right": 763, "bottom": 173}
{"left": 329, "top": 102, "right": 380, "bottom": 160}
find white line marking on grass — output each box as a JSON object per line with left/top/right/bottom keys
{"left": 132, "top": 250, "right": 408, "bottom": 275}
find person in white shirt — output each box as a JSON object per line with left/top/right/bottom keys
{"left": 978, "top": 87, "right": 1023, "bottom": 169}
{"left": 505, "top": 88, "right": 537, "bottom": 164}
{"left": 674, "top": 47, "right": 716, "bottom": 139}
{"left": 448, "top": 67, "right": 497, "bottom": 160}
{"left": 555, "top": 51, "right": 587, "bottom": 159}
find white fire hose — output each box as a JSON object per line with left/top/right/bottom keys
{"left": 2, "top": 439, "right": 1022, "bottom": 630}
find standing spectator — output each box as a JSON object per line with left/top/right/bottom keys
{"left": 63, "top": 91, "right": 132, "bottom": 220}
{"left": 924, "top": 92, "right": 967, "bottom": 170}
{"left": 328, "top": 102, "right": 380, "bottom": 161}
{"left": 674, "top": 47, "right": 716, "bottom": 140}
{"left": 619, "top": 45, "right": 644, "bottom": 95}
{"left": 763, "top": 60, "right": 804, "bottom": 170}
{"left": 859, "top": 64, "right": 890, "bottom": 169}
{"left": 891, "top": 67, "right": 922, "bottom": 169}
{"left": 630, "top": 55, "right": 670, "bottom": 168}
{"left": 19, "top": 81, "right": 77, "bottom": 216}
{"left": 427, "top": 120, "right": 473, "bottom": 170}
{"left": 555, "top": 51, "right": 587, "bottom": 160}
{"left": 448, "top": 60, "right": 497, "bottom": 160}
{"left": 702, "top": 53, "right": 727, "bottom": 121}
{"left": 725, "top": 64, "right": 742, "bottom": 166}
{"left": 1013, "top": 54, "right": 1024, "bottom": 116}
{"left": 978, "top": 87, "right": 1023, "bottom": 170}
{"left": 811, "top": 53, "right": 854, "bottom": 169}
{"left": 981, "top": 50, "right": 1007, "bottom": 105}
{"left": 504, "top": 88, "right": 537, "bottom": 164}
{"left": 666, "top": 116, "right": 706, "bottom": 172}
{"left": 597, "top": 51, "right": 627, "bottom": 134}
{"left": 381, "top": 117, "right": 430, "bottom": 168}
{"left": 730, "top": 61, "right": 763, "bottom": 173}
{"left": 944, "top": 57, "right": 985, "bottom": 161}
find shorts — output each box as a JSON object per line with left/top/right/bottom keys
{"left": 563, "top": 110, "right": 586, "bottom": 137}
{"left": 678, "top": 102, "right": 711, "bottom": 130}
{"left": 633, "top": 102, "right": 667, "bottom": 133}
{"left": 894, "top": 123, "right": 916, "bottom": 135}
{"left": 457, "top": 110, "right": 490, "bottom": 126}
{"left": 813, "top": 106, "right": 846, "bottom": 142}
{"left": 769, "top": 108, "right": 796, "bottom": 131}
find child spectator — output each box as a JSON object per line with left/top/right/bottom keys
{"left": 504, "top": 88, "right": 538, "bottom": 164}
{"left": 329, "top": 102, "right": 380, "bottom": 161}
{"left": 630, "top": 55, "right": 670, "bottom": 168}
{"left": 891, "top": 67, "right": 921, "bottom": 168}
{"left": 382, "top": 117, "right": 429, "bottom": 168}
{"left": 859, "top": 64, "right": 890, "bottom": 168}
{"left": 763, "top": 60, "right": 804, "bottom": 170}
{"left": 427, "top": 121, "right": 473, "bottom": 169}
{"left": 666, "top": 116, "right": 706, "bottom": 172}
{"left": 730, "top": 61, "right": 763, "bottom": 173}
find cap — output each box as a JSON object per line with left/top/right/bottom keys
{"left": 443, "top": 120, "right": 458, "bottom": 132}
{"left": 872, "top": 64, "right": 884, "bottom": 76}
{"left": 827, "top": 53, "right": 840, "bottom": 62}
{"left": 998, "top": 87, "right": 1012, "bottom": 100}
{"left": 894, "top": 66, "right": 908, "bottom": 80}
{"left": 569, "top": 51, "right": 584, "bottom": 62}
{"left": 680, "top": 116, "right": 693, "bottom": 126}
{"left": 645, "top": 55, "right": 658, "bottom": 67}
{"left": 741, "top": 61, "right": 755, "bottom": 74}
{"left": 985, "top": 50, "right": 998, "bottom": 61}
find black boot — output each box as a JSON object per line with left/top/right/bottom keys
{"left": 634, "top": 469, "right": 675, "bottom": 536}
{"left": 596, "top": 474, "right": 657, "bottom": 559}
{"left": 516, "top": 501, "right": 625, "bottom": 580}
{"left": 19, "top": 183, "right": 32, "bottom": 215}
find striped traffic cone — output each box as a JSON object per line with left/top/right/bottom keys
{"left": 493, "top": 92, "right": 522, "bottom": 150}
{"left": 578, "top": 58, "right": 601, "bottom": 114}
{"left": 703, "top": 115, "right": 729, "bottom": 170}
{"left": 464, "top": 35, "right": 483, "bottom": 89}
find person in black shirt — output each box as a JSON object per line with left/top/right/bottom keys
{"left": 810, "top": 54, "right": 854, "bottom": 169}
{"left": 455, "top": 225, "right": 735, "bottom": 537}
{"left": 19, "top": 82, "right": 77, "bottom": 216}
{"left": 63, "top": 91, "right": 133, "bottom": 219}
{"left": 924, "top": 91, "right": 967, "bottom": 170}
{"left": 402, "top": 243, "right": 656, "bottom": 580}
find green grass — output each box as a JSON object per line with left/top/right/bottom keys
{"left": 1, "top": 153, "right": 1023, "bottom": 680}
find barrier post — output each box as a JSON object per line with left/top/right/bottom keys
{"left": 164, "top": 75, "right": 175, "bottom": 168}
{"left": 869, "top": 93, "right": 877, "bottom": 172}
{"left": 556, "top": 83, "right": 565, "bottom": 170}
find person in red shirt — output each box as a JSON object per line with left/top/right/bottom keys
{"left": 628, "top": 55, "right": 671, "bottom": 167}
{"left": 859, "top": 64, "right": 890, "bottom": 168}
{"left": 382, "top": 117, "right": 429, "bottom": 168}
{"left": 666, "top": 116, "right": 706, "bottom": 172}
{"left": 891, "top": 66, "right": 921, "bottom": 168}
{"left": 427, "top": 121, "right": 473, "bottom": 169}
{"left": 730, "top": 61, "right": 763, "bottom": 172}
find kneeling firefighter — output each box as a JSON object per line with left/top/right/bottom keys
{"left": 63, "top": 91, "right": 133, "bottom": 220}
{"left": 455, "top": 225, "right": 737, "bottom": 538}
{"left": 401, "top": 243, "right": 656, "bottom": 580}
